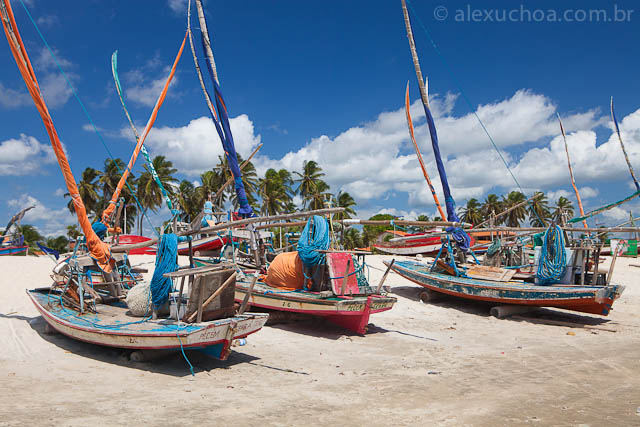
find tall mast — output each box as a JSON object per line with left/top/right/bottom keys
{"left": 557, "top": 114, "right": 588, "bottom": 229}
{"left": 611, "top": 96, "right": 639, "bottom": 191}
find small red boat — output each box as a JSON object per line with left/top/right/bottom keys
{"left": 374, "top": 230, "right": 442, "bottom": 255}
{"left": 117, "top": 234, "right": 155, "bottom": 255}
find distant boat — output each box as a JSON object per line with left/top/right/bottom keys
{"left": 373, "top": 230, "right": 442, "bottom": 256}
{"left": 0, "top": 206, "right": 34, "bottom": 256}
{"left": 386, "top": 259, "right": 624, "bottom": 316}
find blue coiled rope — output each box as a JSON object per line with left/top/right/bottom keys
{"left": 536, "top": 225, "right": 567, "bottom": 284}
{"left": 150, "top": 233, "right": 180, "bottom": 307}
{"left": 297, "top": 215, "right": 330, "bottom": 268}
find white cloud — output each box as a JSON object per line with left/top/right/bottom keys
{"left": 0, "top": 47, "right": 74, "bottom": 109}
{"left": 53, "top": 188, "right": 65, "bottom": 197}
{"left": 7, "top": 195, "right": 76, "bottom": 237}
{"left": 0, "top": 134, "right": 55, "bottom": 175}
{"left": 579, "top": 186, "right": 599, "bottom": 199}
{"left": 167, "top": 0, "right": 188, "bottom": 14}
{"left": 142, "top": 115, "right": 261, "bottom": 176}
{"left": 36, "top": 14, "right": 60, "bottom": 29}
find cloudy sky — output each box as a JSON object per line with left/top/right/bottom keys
{"left": 1, "top": 0, "right": 639, "bottom": 236}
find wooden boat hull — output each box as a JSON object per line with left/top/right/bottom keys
{"left": 27, "top": 289, "right": 268, "bottom": 360}
{"left": 0, "top": 245, "right": 28, "bottom": 255}
{"left": 177, "top": 235, "right": 228, "bottom": 255}
{"left": 235, "top": 279, "right": 397, "bottom": 334}
{"left": 386, "top": 260, "right": 624, "bottom": 316}
{"left": 374, "top": 232, "right": 441, "bottom": 255}
{"left": 117, "top": 235, "right": 154, "bottom": 255}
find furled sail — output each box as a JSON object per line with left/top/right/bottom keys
{"left": 111, "top": 50, "right": 176, "bottom": 215}
{"left": 101, "top": 32, "right": 188, "bottom": 225}
{"left": 0, "top": 0, "right": 112, "bottom": 270}
{"left": 188, "top": 0, "right": 253, "bottom": 217}
{"left": 400, "top": 0, "right": 469, "bottom": 249}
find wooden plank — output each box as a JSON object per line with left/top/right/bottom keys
{"left": 463, "top": 264, "right": 516, "bottom": 282}
{"left": 163, "top": 264, "right": 234, "bottom": 278}
{"left": 341, "top": 258, "right": 351, "bottom": 295}
{"left": 376, "top": 259, "right": 394, "bottom": 293}
{"left": 187, "top": 272, "right": 237, "bottom": 323}
{"left": 195, "top": 275, "right": 205, "bottom": 323}
{"left": 238, "top": 273, "right": 258, "bottom": 315}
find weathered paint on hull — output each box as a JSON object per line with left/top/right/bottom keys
{"left": 0, "top": 245, "right": 28, "bottom": 255}
{"left": 387, "top": 260, "right": 624, "bottom": 316}
{"left": 374, "top": 242, "right": 441, "bottom": 255}
{"left": 234, "top": 283, "right": 396, "bottom": 335}
{"left": 28, "top": 290, "right": 268, "bottom": 359}
{"left": 177, "top": 235, "right": 227, "bottom": 255}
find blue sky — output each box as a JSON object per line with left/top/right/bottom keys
{"left": 1, "top": 0, "right": 639, "bottom": 236}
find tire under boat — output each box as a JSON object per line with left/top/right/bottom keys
{"left": 386, "top": 259, "right": 624, "bottom": 316}
{"left": 27, "top": 288, "right": 268, "bottom": 360}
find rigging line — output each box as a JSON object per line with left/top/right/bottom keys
{"left": 404, "top": 0, "right": 522, "bottom": 192}
{"left": 17, "top": 0, "right": 157, "bottom": 236}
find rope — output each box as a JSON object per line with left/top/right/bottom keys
{"left": 297, "top": 216, "right": 330, "bottom": 268}
{"left": 17, "top": 0, "right": 158, "bottom": 237}
{"left": 150, "top": 234, "right": 179, "bottom": 307}
{"left": 536, "top": 225, "right": 566, "bottom": 284}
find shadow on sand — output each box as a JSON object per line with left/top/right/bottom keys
{"left": 3, "top": 312, "right": 263, "bottom": 377}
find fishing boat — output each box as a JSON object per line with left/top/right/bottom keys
{"left": 28, "top": 287, "right": 267, "bottom": 358}
{"left": 0, "top": 206, "right": 34, "bottom": 256}
{"left": 373, "top": 230, "right": 442, "bottom": 255}
{"left": 117, "top": 234, "right": 155, "bottom": 255}
{"left": 197, "top": 256, "right": 396, "bottom": 335}
{"left": 195, "top": 215, "right": 398, "bottom": 335}
{"left": 386, "top": 259, "right": 624, "bottom": 316}
{"left": 1, "top": 0, "right": 269, "bottom": 362}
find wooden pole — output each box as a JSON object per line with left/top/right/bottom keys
{"left": 405, "top": 81, "right": 446, "bottom": 219}
{"left": 112, "top": 208, "right": 344, "bottom": 252}
{"left": 376, "top": 259, "right": 395, "bottom": 293}
{"left": 188, "top": 271, "right": 237, "bottom": 323}
{"left": 238, "top": 273, "right": 258, "bottom": 315}
{"left": 558, "top": 113, "right": 588, "bottom": 229}
{"left": 474, "top": 193, "right": 543, "bottom": 229}
{"left": 341, "top": 258, "right": 351, "bottom": 296}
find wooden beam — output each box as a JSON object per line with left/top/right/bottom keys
{"left": 187, "top": 272, "right": 238, "bottom": 323}
{"left": 112, "top": 207, "right": 344, "bottom": 252}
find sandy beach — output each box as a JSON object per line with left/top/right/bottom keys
{"left": 1, "top": 253, "right": 639, "bottom": 426}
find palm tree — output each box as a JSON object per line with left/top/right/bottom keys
{"left": 18, "top": 224, "right": 43, "bottom": 249}
{"left": 259, "top": 168, "right": 293, "bottom": 216}
{"left": 333, "top": 191, "right": 357, "bottom": 220}
{"left": 480, "top": 194, "right": 502, "bottom": 224}
{"left": 460, "top": 198, "right": 483, "bottom": 225}
{"left": 417, "top": 214, "right": 430, "bottom": 222}
{"left": 308, "top": 180, "right": 331, "bottom": 210}
{"left": 66, "top": 224, "right": 81, "bottom": 240}
{"left": 294, "top": 160, "right": 328, "bottom": 208}
{"left": 528, "top": 191, "right": 551, "bottom": 227}
{"left": 136, "top": 156, "right": 178, "bottom": 233}
{"left": 502, "top": 191, "right": 527, "bottom": 227}
{"left": 174, "top": 180, "right": 200, "bottom": 221}
{"left": 65, "top": 167, "right": 100, "bottom": 217}
{"left": 343, "top": 227, "right": 363, "bottom": 250}
{"left": 552, "top": 197, "right": 574, "bottom": 224}
{"left": 46, "top": 235, "right": 69, "bottom": 252}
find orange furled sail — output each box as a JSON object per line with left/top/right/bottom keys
{"left": 0, "top": 0, "right": 112, "bottom": 270}
{"left": 405, "top": 82, "right": 446, "bottom": 220}
{"left": 101, "top": 31, "right": 188, "bottom": 225}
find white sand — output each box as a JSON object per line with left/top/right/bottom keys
{"left": 1, "top": 254, "right": 639, "bottom": 426}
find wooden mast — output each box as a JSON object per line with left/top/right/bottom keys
{"left": 557, "top": 113, "right": 588, "bottom": 229}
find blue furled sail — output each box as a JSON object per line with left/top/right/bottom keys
{"left": 188, "top": 0, "right": 253, "bottom": 217}
{"left": 401, "top": 0, "right": 469, "bottom": 250}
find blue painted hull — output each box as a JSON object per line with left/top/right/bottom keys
{"left": 27, "top": 289, "right": 268, "bottom": 359}
{"left": 0, "top": 245, "right": 28, "bottom": 255}
{"left": 387, "top": 260, "right": 624, "bottom": 316}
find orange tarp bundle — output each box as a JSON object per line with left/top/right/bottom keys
{"left": 266, "top": 252, "right": 306, "bottom": 291}
{"left": 1, "top": 0, "right": 112, "bottom": 271}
